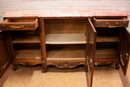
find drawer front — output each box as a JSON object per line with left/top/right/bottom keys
{"left": 93, "top": 18, "right": 129, "bottom": 28}
{"left": 0, "top": 18, "right": 38, "bottom": 30}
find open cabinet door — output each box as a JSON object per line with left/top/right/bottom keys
{"left": 0, "top": 31, "right": 12, "bottom": 77}
{"left": 120, "top": 28, "right": 130, "bottom": 76}
{"left": 86, "top": 18, "right": 97, "bottom": 87}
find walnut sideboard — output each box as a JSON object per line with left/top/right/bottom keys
{"left": 0, "top": 10, "right": 129, "bottom": 87}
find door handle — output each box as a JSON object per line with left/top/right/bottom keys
{"left": 90, "top": 59, "right": 93, "bottom": 67}
{"left": 126, "top": 53, "right": 129, "bottom": 60}
{"left": 94, "top": 62, "right": 98, "bottom": 66}
{"left": 120, "top": 54, "right": 124, "bottom": 66}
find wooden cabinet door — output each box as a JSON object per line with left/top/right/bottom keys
{"left": 86, "top": 18, "right": 97, "bottom": 87}
{"left": 0, "top": 32, "right": 11, "bottom": 77}
{"left": 120, "top": 29, "right": 130, "bottom": 76}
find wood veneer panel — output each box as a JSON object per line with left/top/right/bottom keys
{"left": 44, "top": 19, "right": 87, "bottom": 34}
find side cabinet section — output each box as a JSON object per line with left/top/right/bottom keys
{"left": 0, "top": 31, "right": 12, "bottom": 77}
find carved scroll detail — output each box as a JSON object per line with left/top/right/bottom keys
{"left": 48, "top": 61, "right": 85, "bottom": 68}
{"left": 0, "top": 24, "right": 34, "bottom": 30}
{"left": 95, "top": 21, "right": 128, "bottom": 27}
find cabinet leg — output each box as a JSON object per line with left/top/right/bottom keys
{"left": 85, "top": 65, "right": 88, "bottom": 72}
{"left": 42, "top": 60, "right": 47, "bottom": 72}
{"left": 115, "top": 63, "right": 120, "bottom": 70}
{"left": 12, "top": 64, "right": 17, "bottom": 71}
{"left": 42, "top": 68, "right": 47, "bottom": 73}
{"left": 85, "top": 68, "right": 88, "bottom": 72}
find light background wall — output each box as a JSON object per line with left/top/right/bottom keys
{"left": 0, "top": 0, "right": 130, "bottom": 30}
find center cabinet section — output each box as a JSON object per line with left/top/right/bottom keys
{"left": 42, "top": 18, "right": 87, "bottom": 71}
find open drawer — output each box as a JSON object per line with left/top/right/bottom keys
{"left": 93, "top": 17, "right": 129, "bottom": 28}
{"left": 0, "top": 18, "right": 38, "bottom": 30}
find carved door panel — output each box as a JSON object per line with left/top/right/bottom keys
{"left": 0, "top": 31, "right": 11, "bottom": 77}
{"left": 86, "top": 18, "right": 97, "bottom": 87}
{"left": 120, "top": 29, "right": 130, "bottom": 76}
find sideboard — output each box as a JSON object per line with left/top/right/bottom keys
{"left": 0, "top": 10, "right": 129, "bottom": 87}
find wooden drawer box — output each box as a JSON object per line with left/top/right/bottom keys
{"left": 93, "top": 17, "right": 129, "bottom": 28}
{"left": 0, "top": 18, "right": 38, "bottom": 30}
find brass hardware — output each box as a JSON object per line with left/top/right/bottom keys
{"left": 86, "top": 56, "right": 91, "bottom": 72}
{"left": 120, "top": 58, "right": 124, "bottom": 66}
{"left": 116, "top": 23, "right": 119, "bottom": 25}
{"left": 10, "top": 25, "right": 24, "bottom": 29}
{"left": 108, "top": 26, "right": 117, "bottom": 28}
{"left": 120, "top": 54, "right": 124, "bottom": 66}
{"left": 126, "top": 53, "right": 129, "bottom": 60}
{"left": 87, "top": 60, "right": 90, "bottom": 72}
{"left": 90, "top": 59, "right": 92, "bottom": 67}
{"left": 94, "top": 62, "right": 98, "bottom": 66}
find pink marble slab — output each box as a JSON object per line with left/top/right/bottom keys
{"left": 3, "top": 10, "right": 129, "bottom": 17}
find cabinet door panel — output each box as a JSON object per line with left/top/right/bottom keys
{"left": 120, "top": 29, "right": 130, "bottom": 75}
{"left": 86, "top": 18, "right": 97, "bottom": 87}
{"left": 0, "top": 32, "right": 11, "bottom": 77}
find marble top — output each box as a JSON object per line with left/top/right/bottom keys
{"left": 3, "top": 10, "right": 129, "bottom": 17}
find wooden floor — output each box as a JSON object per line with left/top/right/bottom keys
{"left": 0, "top": 60, "right": 130, "bottom": 87}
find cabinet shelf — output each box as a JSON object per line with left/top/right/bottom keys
{"left": 46, "top": 34, "right": 86, "bottom": 44}
{"left": 47, "top": 47, "right": 85, "bottom": 61}
{"left": 12, "top": 35, "right": 40, "bottom": 43}
{"left": 95, "top": 48, "right": 117, "bottom": 59}
{"left": 15, "top": 49, "right": 41, "bottom": 60}
{"left": 96, "top": 36, "right": 119, "bottom": 42}
{"left": 12, "top": 30, "right": 40, "bottom": 43}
